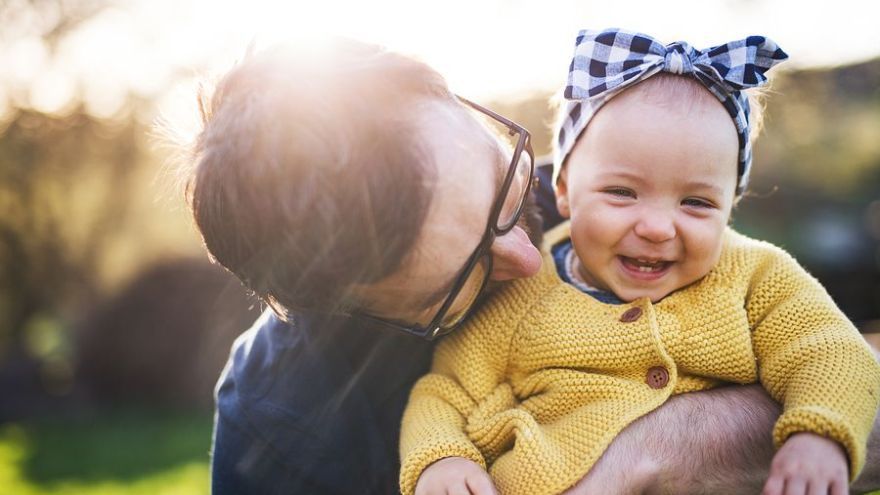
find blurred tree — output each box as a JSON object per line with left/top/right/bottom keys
{"left": 0, "top": 108, "right": 159, "bottom": 420}
{"left": 0, "top": 0, "right": 117, "bottom": 355}
{"left": 0, "top": 0, "right": 108, "bottom": 45}
{"left": 755, "top": 59, "right": 880, "bottom": 199}
{"left": 0, "top": 0, "right": 206, "bottom": 413}
{"left": 0, "top": 108, "right": 139, "bottom": 339}
{"left": 76, "top": 258, "right": 260, "bottom": 410}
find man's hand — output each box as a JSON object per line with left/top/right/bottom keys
{"left": 761, "top": 432, "right": 848, "bottom": 495}
{"left": 415, "top": 457, "right": 498, "bottom": 495}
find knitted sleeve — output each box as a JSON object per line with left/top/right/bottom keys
{"left": 398, "top": 280, "right": 538, "bottom": 495}
{"left": 746, "top": 245, "right": 880, "bottom": 481}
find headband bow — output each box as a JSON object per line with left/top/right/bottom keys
{"left": 554, "top": 28, "right": 788, "bottom": 196}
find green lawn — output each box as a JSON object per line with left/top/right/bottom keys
{"left": 1, "top": 412, "right": 878, "bottom": 495}
{"left": 0, "top": 410, "right": 211, "bottom": 495}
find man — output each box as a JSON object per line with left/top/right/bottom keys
{"left": 184, "top": 39, "right": 880, "bottom": 494}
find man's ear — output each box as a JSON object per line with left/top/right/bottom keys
{"left": 555, "top": 167, "right": 571, "bottom": 218}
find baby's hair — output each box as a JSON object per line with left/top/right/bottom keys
{"left": 744, "top": 84, "right": 769, "bottom": 143}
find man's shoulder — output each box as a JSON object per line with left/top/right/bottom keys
{"left": 218, "top": 309, "right": 430, "bottom": 413}
{"left": 213, "top": 309, "right": 434, "bottom": 493}
{"left": 215, "top": 306, "right": 435, "bottom": 430}
{"left": 219, "top": 310, "right": 320, "bottom": 404}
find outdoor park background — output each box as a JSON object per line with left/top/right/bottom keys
{"left": 1, "top": 0, "right": 880, "bottom": 493}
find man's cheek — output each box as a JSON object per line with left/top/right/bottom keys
{"left": 519, "top": 194, "right": 544, "bottom": 248}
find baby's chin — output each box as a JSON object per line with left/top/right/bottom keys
{"left": 611, "top": 284, "right": 680, "bottom": 304}
{"left": 612, "top": 276, "right": 706, "bottom": 304}
{"left": 618, "top": 293, "right": 671, "bottom": 304}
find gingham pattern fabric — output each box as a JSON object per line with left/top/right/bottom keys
{"left": 554, "top": 28, "right": 788, "bottom": 196}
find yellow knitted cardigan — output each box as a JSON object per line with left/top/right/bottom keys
{"left": 399, "top": 223, "right": 880, "bottom": 495}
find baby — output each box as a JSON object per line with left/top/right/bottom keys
{"left": 399, "top": 29, "right": 880, "bottom": 495}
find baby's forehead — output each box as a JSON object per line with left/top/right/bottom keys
{"left": 574, "top": 85, "right": 741, "bottom": 193}
{"left": 615, "top": 74, "right": 723, "bottom": 113}
{"left": 586, "top": 77, "right": 738, "bottom": 144}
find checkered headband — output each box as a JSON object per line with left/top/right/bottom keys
{"left": 554, "top": 28, "right": 788, "bottom": 196}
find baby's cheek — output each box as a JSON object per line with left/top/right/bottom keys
{"left": 698, "top": 231, "right": 726, "bottom": 272}
{"left": 681, "top": 223, "right": 723, "bottom": 274}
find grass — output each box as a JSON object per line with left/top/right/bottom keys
{"left": 0, "top": 410, "right": 877, "bottom": 495}
{"left": 0, "top": 410, "right": 211, "bottom": 495}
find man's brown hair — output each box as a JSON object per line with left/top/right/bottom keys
{"left": 184, "top": 39, "right": 451, "bottom": 317}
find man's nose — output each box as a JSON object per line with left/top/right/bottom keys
{"left": 633, "top": 209, "right": 676, "bottom": 243}
{"left": 489, "top": 226, "right": 542, "bottom": 281}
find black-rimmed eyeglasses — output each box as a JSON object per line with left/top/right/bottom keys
{"left": 348, "top": 96, "right": 535, "bottom": 340}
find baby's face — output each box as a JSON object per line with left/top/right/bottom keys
{"left": 556, "top": 85, "right": 738, "bottom": 303}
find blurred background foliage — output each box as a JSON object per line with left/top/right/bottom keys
{"left": 0, "top": 0, "right": 879, "bottom": 493}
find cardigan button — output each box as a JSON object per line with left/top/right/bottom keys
{"left": 646, "top": 366, "right": 669, "bottom": 389}
{"left": 620, "top": 307, "right": 642, "bottom": 322}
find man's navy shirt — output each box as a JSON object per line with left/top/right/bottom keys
{"left": 210, "top": 163, "right": 561, "bottom": 494}
{"left": 212, "top": 310, "right": 434, "bottom": 494}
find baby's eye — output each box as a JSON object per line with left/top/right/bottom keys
{"left": 604, "top": 187, "right": 636, "bottom": 198}
{"left": 682, "top": 197, "right": 714, "bottom": 208}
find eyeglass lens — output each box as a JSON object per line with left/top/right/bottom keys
{"left": 438, "top": 256, "right": 491, "bottom": 329}
{"left": 498, "top": 140, "right": 533, "bottom": 231}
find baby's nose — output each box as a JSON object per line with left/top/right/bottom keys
{"left": 634, "top": 211, "right": 676, "bottom": 243}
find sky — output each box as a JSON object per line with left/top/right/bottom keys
{"left": 2, "top": 0, "right": 880, "bottom": 125}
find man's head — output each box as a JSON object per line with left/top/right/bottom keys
{"left": 185, "top": 39, "right": 542, "bottom": 333}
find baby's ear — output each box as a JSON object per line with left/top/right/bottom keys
{"left": 555, "top": 168, "right": 571, "bottom": 218}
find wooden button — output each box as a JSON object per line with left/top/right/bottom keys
{"left": 646, "top": 366, "right": 669, "bottom": 389}
{"left": 620, "top": 307, "right": 643, "bottom": 322}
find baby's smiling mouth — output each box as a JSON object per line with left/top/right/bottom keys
{"left": 619, "top": 256, "right": 673, "bottom": 273}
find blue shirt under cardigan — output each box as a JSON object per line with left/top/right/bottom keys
{"left": 551, "top": 239, "right": 624, "bottom": 305}
{"left": 210, "top": 162, "right": 563, "bottom": 494}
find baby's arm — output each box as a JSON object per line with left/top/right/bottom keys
{"left": 746, "top": 245, "right": 880, "bottom": 484}
{"left": 399, "top": 368, "right": 493, "bottom": 495}
{"left": 400, "top": 367, "right": 501, "bottom": 495}
{"left": 399, "top": 285, "right": 532, "bottom": 495}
